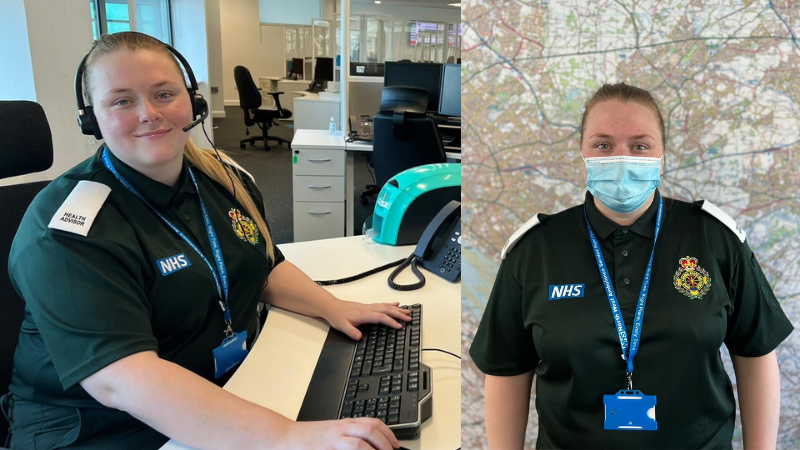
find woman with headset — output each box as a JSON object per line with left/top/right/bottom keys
{"left": 469, "top": 83, "right": 793, "bottom": 448}
{"left": 1, "top": 32, "right": 407, "bottom": 450}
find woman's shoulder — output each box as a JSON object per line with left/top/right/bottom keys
{"left": 12, "top": 156, "right": 133, "bottom": 253}
{"left": 499, "top": 202, "right": 584, "bottom": 260}
{"left": 664, "top": 195, "right": 748, "bottom": 248}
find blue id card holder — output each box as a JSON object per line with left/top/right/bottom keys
{"left": 213, "top": 330, "right": 248, "bottom": 379}
{"left": 603, "top": 390, "right": 657, "bottom": 430}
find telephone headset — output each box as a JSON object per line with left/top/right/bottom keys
{"left": 74, "top": 32, "right": 258, "bottom": 263}
{"left": 74, "top": 33, "right": 209, "bottom": 140}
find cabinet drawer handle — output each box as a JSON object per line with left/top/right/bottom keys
{"left": 307, "top": 210, "right": 332, "bottom": 215}
{"left": 307, "top": 185, "right": 332, "bottom": 189}
{"left": 307, "top": 158, "right": 332, "bottom": 162}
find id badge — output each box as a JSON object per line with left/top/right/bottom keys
{"left": 212, "top": 331, "right": 248, "bottom": 379}
{"left": 603, "top": 390, "right": 657, "bottom": 430}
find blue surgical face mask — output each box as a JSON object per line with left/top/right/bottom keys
{"left": 584, "top": 156, "right": 662, "bottom": 213}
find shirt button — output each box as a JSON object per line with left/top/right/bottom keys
{"left": 184, "top": 215, "right": 191, "bottom": 221}
{"left": 622, "top": 229, "right": 628, "bottom": 234}
{"left": 622, "top": 250, "right": 629, "bottom": 257}
{"left": 624, "top": 278, "right": 631, "bottom": 285}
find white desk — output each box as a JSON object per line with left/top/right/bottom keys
{"left": 293, "top": 91, "right": 341, "bottom": 135}
{"left": 258, "top": 77, "right": 310, "bottom": 119}
{"left": 160, "top": 236, "right": 461, "bottom": 450}
{"left": 343, "top": 140, "right": 461, "bottom": 238}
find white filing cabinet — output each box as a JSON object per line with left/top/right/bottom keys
{"left": 291, "top": 130, "right": 347, "bottom": 242}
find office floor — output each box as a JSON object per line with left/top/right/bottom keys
{"left": 210, "top": 106, "right": 377, "bottom": 244}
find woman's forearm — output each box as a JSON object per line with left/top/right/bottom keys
{"left": 731, "top": 350, "right": 780, "bottom": 450}
{"left": 484, "top": 371, "right": 534, "bottom": 449}
{"left": 80, "top": 351, "right": 294, "bottom": 450}
{"left": 260, "top": 260, "right": 339, "bottom": 320}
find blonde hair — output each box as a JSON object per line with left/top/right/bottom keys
{"left": 580, "top": 82, "right": 666, "bottom": 150}
{"left": 83, "top": 32, "right": 275, "bottom": 263}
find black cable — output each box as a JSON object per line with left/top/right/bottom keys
{"left": 387, "top": 254, "right": 426, "bottom": 291}
{"left": 422, "top": 348, "right": 461, "bottom": 360}
{"left": 364, "top": 154, "right": 376, "bottom": 184}
{"left": 202, "top": 122, "right": 237, "bottom": 213}
{"left": 315, "top": 258, "right": 406, "bottom": 286}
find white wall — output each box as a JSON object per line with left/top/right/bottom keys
{"left": 171, "top": 0, "right": 215, "bottom": 147}
{"left": 0, "top": 0, "right": 36, "bottom": 102}
{"left": 205, "top": 0, "right": 226, "bottom": 118}
{"left": 220, "top": 0, "right": 270, "bottom": 106}
{"left": 0, "top": 0, "right": 95, "bottom": 187}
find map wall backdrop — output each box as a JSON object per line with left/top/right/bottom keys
{"left": 461, "top": 1, "right": 800, "bottom": 448}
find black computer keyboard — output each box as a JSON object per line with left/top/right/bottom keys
{"left": 297, "top": 304, "right": 432, "bottom": 440}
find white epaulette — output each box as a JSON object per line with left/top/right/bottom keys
{"left": 500, "top": 213, "right": 541, "bottom": 260}
{"left": 48, "top": 180, "right": 111, "bottom": 237}
{"left": 700, "top": 200, "right": 746, "bottom": 243}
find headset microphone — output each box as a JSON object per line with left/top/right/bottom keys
{"left": 183, "top": 101, "right": 209, "bottom": 132}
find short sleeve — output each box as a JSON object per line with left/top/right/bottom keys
{"left": 10, "top": 231, "right": 158, "bottom": 390}
{"left": 469, "top": 259, "right": 539, "bottom": 376}
{"left": 724, "top": 245, "right": 793, "bottom": 357}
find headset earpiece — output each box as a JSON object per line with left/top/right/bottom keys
{"left": 77, "top": 105, "right": 103, "bottom": 140}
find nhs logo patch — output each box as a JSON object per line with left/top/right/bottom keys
{"left": 157, "top": 253, "right": 192, "bottom": 276}
{"left": 548, "top": 284, "right": 585, "bottom": 300}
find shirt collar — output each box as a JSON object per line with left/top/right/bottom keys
{"left": 100, "top": 146, "right": 196, "bottom": 208}
{"left": 584, "top": 189, "right": 661, "bottom": 239}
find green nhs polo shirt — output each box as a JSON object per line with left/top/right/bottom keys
{"left": 6, "top": 147, "right": 284, "bottom": 449}
{"left": 469, "top": 189, "right": 793, "bottom": 449}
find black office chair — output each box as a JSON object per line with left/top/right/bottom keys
{"left": 0, "top": 101, "right": 54, "bottom": 448}
{"left": 360, "top": 87, "right": 447, "bottom": 205}
{"left": 233, "top": 65, "right": 292, "bottom": 151}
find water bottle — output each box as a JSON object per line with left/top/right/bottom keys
{"left": 329, "top": 117, "right": 336, "bottom": 134}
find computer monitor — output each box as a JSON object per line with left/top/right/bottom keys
{"left": 314, "top": 57, "right": 335, "bottom": 82}
{"left": 350, "top": 62, "right": 385, "bottom": 77}
{"left": 438, "top": 64, "right": 460, "bottom": 117}
{"left": 384, "top": 61, "right": 443, "bottom": 113}
{"left": 291, "top": 58, "right": 304, "bottom": 78}
{"left": 379, "top": 86, "right": 428, "bottom": 115}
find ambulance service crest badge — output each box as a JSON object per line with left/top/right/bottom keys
{"left": 673, "top": 256, "right": 711, "bottom": 299}
{"left": 229, "top": 208, "right": 259, "bottom": 245}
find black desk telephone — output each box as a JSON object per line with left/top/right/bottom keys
{"left": 388, "top": 200, "right": 461, "bottom": 291}
{"left": 349, "top": 114, "right": 374, "bottom": 141}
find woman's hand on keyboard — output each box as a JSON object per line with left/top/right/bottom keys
{"left": 323, "top": 300, "right": 413, "bottom": 341}
{"left": 278, "top": 417, "right": 400, "bottom": 449}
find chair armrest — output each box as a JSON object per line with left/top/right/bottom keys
{"left": 267, "top": 91, "right": 285, "bottom": 97}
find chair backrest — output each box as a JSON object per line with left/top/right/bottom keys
{"left": 372, "top": 87, "right": 446, "bottom": 186}
{"left": 0, "top": 101, "right": 54, "bottom": 446}
{"left": 233, "top": 65, "right": 263, "bottom": 111}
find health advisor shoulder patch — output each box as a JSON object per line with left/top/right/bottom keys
{"left": 700, "top": 200, "right": 746, "bottom": 243}
{"left": 501, "top": 213, "right": 541, "bottom": 260}
{"left": 48, "top": 180, "right": 111, "bottom": 237}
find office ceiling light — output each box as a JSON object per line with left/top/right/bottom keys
{"left": 449, "top": 2, "right": 461, "bottom": 6}
{"left": 375, "top": 0, "right": 381, "bottom": 3}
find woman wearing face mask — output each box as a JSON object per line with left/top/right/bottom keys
{"left": 469, "top": 83, "right": 792, "bottom": 449}
{"left": 1, "top": 32, "right": 408, "bottom": 450}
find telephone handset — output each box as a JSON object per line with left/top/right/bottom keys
{"left": 388, "top": 201, "right": 461, "bottom": 291}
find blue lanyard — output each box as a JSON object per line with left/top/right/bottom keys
{"left": 101, "top": 148, "right": 233, "bottom": 334}
{"left": 583, "top": 195, "right": 663, "bottom": 389}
